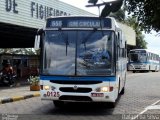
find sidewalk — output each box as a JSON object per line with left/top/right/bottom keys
{"left": 0, "top": 79, "right": 40, "bottom": 104}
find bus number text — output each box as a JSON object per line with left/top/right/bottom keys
{"left": 46, "top": 91, "right": 60, "bottom": 97}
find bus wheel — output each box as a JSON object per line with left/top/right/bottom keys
{"left": 148, "top": 66, "right": 150, "bottom": 72}
{"left": 103, "top": 102, "right": 116, "bottom": 108}
{"left": 120, "top": 87, "right": 125, "bottom": 95}
{"left": 120, "top": 74, "right": 126, "bottom": 95}
{"left": 133, "top": 71, "right": 136, "bottom": 73}
{"left": 53, "top": 101, "right": 64, "bottom": 108}
{"left": 108, "top": 101, "right": 117, "bottom": 108}
{"left": 154, "top": 67, "right": 157, "bottom": 72}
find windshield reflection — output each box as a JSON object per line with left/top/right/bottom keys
{"left": 42, "top": 30, "right": 114, "bottom": 76}
{"left": 130, "top": 53, "right": 147, "bottom": 62}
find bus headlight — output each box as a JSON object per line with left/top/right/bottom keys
{"left": 44, "top": 85, "right": 50, "bottom": 90}
{"left": 95, "top": 86, "right": 109, "bottom": 92}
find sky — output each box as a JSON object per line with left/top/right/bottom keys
{"left": 59, "top": 0, "right": 160, "bottom": 55}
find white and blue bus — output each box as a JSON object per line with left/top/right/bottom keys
{"left": 35, "top": 16, "right": 127, "bottom": 108}
{"left": 128, "top": 49, "right": 160, "bottom": 73}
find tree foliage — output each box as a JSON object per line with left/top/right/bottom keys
{"left": 110, "top": 9, "right": 148, "bottom": 49}
{"left": 124, "top": 17, "right": 147, "bottom": 49}
{"left": 89, "top": 0, "right": 160, "bottom": 33}
{"left": 125, "top": 0, "right": 160, "bottom": 33}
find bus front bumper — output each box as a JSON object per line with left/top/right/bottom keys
{"left": 40, "top": 90, "right": 116, "bottom": 102}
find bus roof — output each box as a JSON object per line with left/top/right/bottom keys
{"left": 47, "top": 15, "right": 114, "bottom": 20}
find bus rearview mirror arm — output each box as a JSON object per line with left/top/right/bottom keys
{"left": 37, "top": 28, "right": 44, "bottom": 35}
{"left": 34, "top": 28, "right": 44, "bottom": 50}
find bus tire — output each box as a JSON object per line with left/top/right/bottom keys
{"left": 154, "top": 66, "right": 157, "bottom": 72}
{"left": 120, "top": 87, "right": 125, "bottom": 95}
{"left": 103, "top": 102, "right": 116, "bottom": 108}
{"left": 120, "top": 73, "right": 126, "bottom": 95}
{"left": 108, "top": 102, "right": 116, "bottom": 108}
{"left": 53, "top": 101, "right": 64, "bottom": 108}
{"left": 148, "top": 66, "right": 150, "bottom": 72}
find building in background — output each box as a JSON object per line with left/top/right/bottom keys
{"left": 0, "top": 54, "right": 39, "bottom": 78}
{"left": 0, "top": 0, "right": 136, "bottom": 73}
{"left": 0, "top": 0, "right": 135, "bottom": 48}
{"left": 118, "top": 22, "right": 136, "bottom": 53}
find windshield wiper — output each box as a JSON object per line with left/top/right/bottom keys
{"left": 66, "top": 41, "right": 69, "bottom": 56}
{"left": 64, "top": 34, "right": 69, "bottom": 56}
{"left": 59, "top": 29, "right": 69, "bottom": 56}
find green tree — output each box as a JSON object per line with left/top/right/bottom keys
{"left": 125, "top": 17, "right": 148, "bottom": 49}
{"left": 125, "top": 0, "right": 160, "bottom": 33}
{"left": 110, "top": 9, "right": 148, "bottom": 49}
{"left": 88, "top": 0, "right": 160, "bottom": 33}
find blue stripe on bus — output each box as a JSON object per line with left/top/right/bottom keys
{"left": 40, "top": 76, "right": 116, "bottom": 81}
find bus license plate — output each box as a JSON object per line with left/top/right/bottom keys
{"left": 91, "top": 93, "right": 104, "bottom": 97}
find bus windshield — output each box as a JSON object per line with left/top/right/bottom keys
{"left": 129, "top": 53, "right": 147, "bottom": 62}
{"left": 42, "top": 30, "right": 114, "bottom": 76}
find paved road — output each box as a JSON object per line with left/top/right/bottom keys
{"left": 0, "top": 72, "right": 160, "bottom": 120}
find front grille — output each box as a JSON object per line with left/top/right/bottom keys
{"left": 59, "top": 87, "right": 92, "bottom": 93}
{"left": 50, "top": 80, "right": 102, "bottom": 85}
{"left": 59, "top": 95, "right": 92, "bottom": 102}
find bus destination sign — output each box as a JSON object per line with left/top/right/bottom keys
{"left": 46, "top": 17, "right": 111, "bottom": 28}
{"left": 67, "top": 20, "right": 100, "bottom": 28}
{"left": 130, "top": 50, "right": 146, "bottom": 53}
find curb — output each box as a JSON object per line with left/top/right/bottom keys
{"left": 0, "top": 93, "right": 40, "bottom": 104}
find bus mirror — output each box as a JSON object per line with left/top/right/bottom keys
{"left": 37, "top": 28, "right": 44, "bottom": 35}
{"left": 34, "top": 28, "right": 44, "bottom": 50}
{"left": 34, "top": 35, "right": 40, "bottom": 50}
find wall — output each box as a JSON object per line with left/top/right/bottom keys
{"left": 118, "top": 22, "right": 136, "bottom": 46}
{"left": 0, "top": 0, "right": 135, "bottom": 46}
{"left": 0, "top": 0, "right": 94, "bottom": 29}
